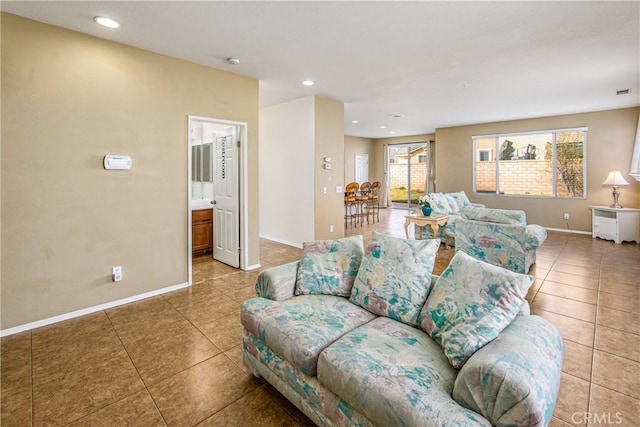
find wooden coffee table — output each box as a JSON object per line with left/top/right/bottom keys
{"left": 404, "top": 214, "right": 449, "bottom": 240}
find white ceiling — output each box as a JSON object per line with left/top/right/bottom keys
{"left": 2, "top": 1, "right": 638, "bottom": 139}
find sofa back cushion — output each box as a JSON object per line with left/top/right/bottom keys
{"left": 295, "top": 235, "right": 364, "bottom": 297}
{"left": 449, "top": 191, "right": 472, "bottom": 210}
{"left": 428, "top": 192, "right": 459, "bottom": 214}
{"left": 349, "top": 232, "right": 439, "bottom": 327}
{"left": 461, "top": 206, "right": 526, "bottom": 225}
{"left": 420, "top": 251, "right": 533, "bottom": 368}
{"left": 453, "top": 218, "right": 529, "bottom": 273}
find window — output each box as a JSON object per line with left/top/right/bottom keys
{"left": 473, "top": 128, "right": 586, "bottom": 198}
{"left": 418, "top": 154, "right": 427, "bottom": 163}
{"left": 478, "top": 149, "right": 492, "bottom": 162}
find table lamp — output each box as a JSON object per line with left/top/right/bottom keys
{"left": 602, "top": 171, "right": 629, "bottom": 208}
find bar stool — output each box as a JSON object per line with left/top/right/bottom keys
{"left": 357, "top": 182, "right": 372, "bottom": 225}
{"left": 369, "top": 181, "right": 381, "bottom": 223}
{"left": 344, "top": 182, "right": 359, "bottom": 226}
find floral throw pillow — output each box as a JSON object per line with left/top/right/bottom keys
{"left": 420, "top": 251, "right": 533, "bottom": 368}
{"left": 294, "top": 235, "right": 364, "bottom": 297}
{"left": 349, "top": 232, "right": 440, "bottom": 326}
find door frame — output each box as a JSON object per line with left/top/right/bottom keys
{"left": 187, "top": 115, "right": 249, "bottom": 286}
{"left": 388, "top": 142, "right": 428, "bottom": 208}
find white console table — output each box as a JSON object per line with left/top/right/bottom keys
{"left": 591, "top": 206, "right": 640, "bottom": 244}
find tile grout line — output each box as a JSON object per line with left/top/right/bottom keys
{"left": 102, "top": 309, "right": 170, "bottom": 427}
{"left": 585, "top": 251, "right": 605, "bottom": 417}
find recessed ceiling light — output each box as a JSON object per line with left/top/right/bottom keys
{"left": 226, "top": 57, "right": 240, "bottom": 65}
{"left": 351, "top": 120, "right": 359, "bottom": 124}
{"left": 380, "top": 126, "right": 387, "bottom": 129}
{"left": 390, "top": 131, "right": 395, "bottom": 134}
{"left": 302, "top": 80, "right": 315, "bottom": 86}
{"left": 94, "top": 16, "right": 121, "bottom": 28}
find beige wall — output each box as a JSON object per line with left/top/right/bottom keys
{"left": 259, "top": 96, "right": 344, "bottom": 245}
{"left": 344, "top": 135, "right": 375, "bottom": 183}
{"left": 314, "top": 97, "right": 345, "bottom": 240}
{"left": 1, "top": 14, "right": 260, "bottom": 329}
{"left": 259, "top": 97, "right": 315, "bottom": 246}
{"left": 435, "top": 107, "right": 640, "bottom": 231}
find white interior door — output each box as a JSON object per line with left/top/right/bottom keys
{"left": 355, "top": 154, "right": 369, "bottom": 184}
{"left": 213, "top": 126, "right": 240, "bottom": 267}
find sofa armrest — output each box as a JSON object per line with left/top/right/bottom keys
{"left": 525, "top": 224, "right": 547, "bottom": 250}
{"left": 254, "top": 261, "right": 299, "bottom": 301}
{"left": 452, "top": 315, "right": 563, "bottom": 427}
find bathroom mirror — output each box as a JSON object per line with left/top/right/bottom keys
{"left": 190, "top": 121, "right": 215, "bottom": 202}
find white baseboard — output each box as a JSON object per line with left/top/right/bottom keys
{"left": 0, "top": 281, "right": 190, "bottom": 338}
{"left": 259, "top": 234, "right": 303, "bottom": 249}
{"left": 545, "top": 227, "right": 591, "bottom": 235}
{"left": 246, "top": 263, "right": 261, "bottom": 271}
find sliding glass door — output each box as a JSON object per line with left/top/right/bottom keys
{"left": 388, "top": 143, "right": 428, "bottom": 208}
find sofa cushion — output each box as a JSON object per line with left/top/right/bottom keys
{"left": 420, "top": 251, "right": 533, "bottom": 368}
{"left": 241, "top": 295, "right": 376, "bottom": 376}
{"left": 294, "top": 235, "right": 364, "bottom": 297}
{"left": 453, "top": 315, "right": 564, "bottom": 427}
{"left": 317, "top": 317, "right": 491, "bottom": 427}
{"left": 461, "top": 206, "right": 526, "bottom": 225}
{"left": 349, "top": 232, "right": 439, "bottom": 327}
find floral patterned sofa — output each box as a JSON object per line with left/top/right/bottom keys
{"left": 241, "top": 233, "right": 563, "bottom": 427}
{"left": 452, "top": 206, "right": 548, "bottom": 274}
{"left": 416, "top": 191, "right": 484, "bottom": 240}
{"left": 422, "top": 191, "right": 484, "bottom": 217}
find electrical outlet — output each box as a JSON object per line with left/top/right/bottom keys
{"left": 112, "top": 266, "right": 122, "bottom": 282}
{"left": 563, "top": 213, "right": 570, "bottom": 220}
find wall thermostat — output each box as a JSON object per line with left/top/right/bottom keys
{"left": 103, "top": 155, "right": 132, "bottom": 170}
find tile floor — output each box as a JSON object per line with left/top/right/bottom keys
{"left": 1, "top": 208, "right": 639, "bottom": 426}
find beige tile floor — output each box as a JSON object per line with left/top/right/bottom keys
{"left": 2, "top": 208, "right": 639, "bottom": 426}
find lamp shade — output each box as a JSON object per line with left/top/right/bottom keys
{"left": 602, "top": 171, "right": 630, "bottom": 186}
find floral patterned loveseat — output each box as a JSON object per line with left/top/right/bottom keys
{"left": 241, "top": 233, "right": 563, "bottom": 427}
{"left": 452, "top": 206, "right": 548, "bottom": 274}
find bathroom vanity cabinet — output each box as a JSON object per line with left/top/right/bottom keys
{"left": 192, "top": 208, "right": 213, "bottom": 256}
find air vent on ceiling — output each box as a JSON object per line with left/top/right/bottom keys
{"left": 616, "top": 89, "right": 631, "bottom": 95}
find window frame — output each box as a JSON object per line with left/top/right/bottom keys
{"left": 472, "top": 127, "right": 587, "bottom": 199}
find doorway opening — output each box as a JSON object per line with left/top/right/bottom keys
{"left": 187, "top": 115, "right": 248, "bottom": 286}
{"left": 388, "top": 143, "right": 429, "bottom": 209}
